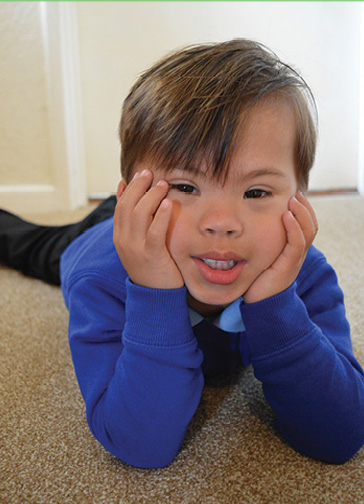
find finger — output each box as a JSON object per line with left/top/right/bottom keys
{"left": 264, "top": 209, "right": 305, "bottom": 283}
{"left": 281, "top": 209, "right": 306, "bottom": 261}
{"left": 295, "top": 192, "right": 319, "bottom": 234}
{"left": 288, "top": 195, "right": 318, "bottom": 247}
{"left": 135, "top": 179, "right": 170, "bottom": 216}
{"left": 132, "top": 180, "right": 171, "bottom": 238}
{"left": 114, "top": 172, "right": 151, "bottom": 228}
{"left": 145, "top": 198, "right": 173, "bottom": 252}
{"left": 118, "top": 170, "right": 154, "bottom": 211}
{"left": 114, "top": 170, "right": 156, "bottom": 235}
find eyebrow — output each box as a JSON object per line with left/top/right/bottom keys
{"left": 242, "top": 168, "right": 288, "bottom": 181}
{"left": 161, "top": 166, "right": 289, "bottom": 186}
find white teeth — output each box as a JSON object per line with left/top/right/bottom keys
{"left": 202, "top": 259, "right": 237, "bottom": 270}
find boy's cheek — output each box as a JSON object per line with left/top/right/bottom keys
{"left": 255, "top": 215, "right": 287, "bottom": 263}
{"left": 268, "top": 221, "right": 287, "bottom": 259}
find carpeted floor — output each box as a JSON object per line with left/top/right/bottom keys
{"left": 1, "top": 195, "right": 364, "bottom": 504}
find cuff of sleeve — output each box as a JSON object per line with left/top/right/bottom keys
{"left": 240, "top": 283, "right": 315, "bottom": 359}
{"left": 123, "top": 278, "right": 193, "bottom": 346}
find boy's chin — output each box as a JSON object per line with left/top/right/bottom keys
{"left": 186, "top": 290, "right": 242, "bottom": 317}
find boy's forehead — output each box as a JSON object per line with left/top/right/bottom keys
{"left": 162, "top": 100, "right": 295, "bottom": 177}
{"left": 130, "top": 97, "right": 298, "bottom": 184}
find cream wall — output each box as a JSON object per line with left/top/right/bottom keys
{"left": 77, "top": 1, "right": 362, "bottom": 197}
{"left": 0, "top": 2, "right": 52, "bottom": 186}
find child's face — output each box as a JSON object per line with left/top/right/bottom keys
{"left": 143, "top": 99, "right": 298, "bottom": 315}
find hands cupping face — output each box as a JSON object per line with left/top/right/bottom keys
{"left": 243, "top": 191, "right": 318, "bottom": 304}
{"left": 114, "top": 170, "right": 319, "bottom": 305}
{"left": 113, "top": 170, "right": 184, "bottom": 290}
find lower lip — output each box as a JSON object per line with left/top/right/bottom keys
{"left": 193, "top": 258, "right": 246, "bottom": 285}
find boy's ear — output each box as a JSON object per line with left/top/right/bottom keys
{"left": 116, "top": 180, "right": 127, "bottom": 201}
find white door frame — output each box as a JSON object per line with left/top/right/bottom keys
{"left": 41, "top": 1, "right": 87, "bottom": 210}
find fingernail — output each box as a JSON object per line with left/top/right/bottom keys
{"left": 160, "top": 199, "right": 171, "bottom": 209}
{"left": 156, "top": 180, "right": 167, "bottom": 188}
{"left": 141, "top": 169, "right": 150, "bottom": 177}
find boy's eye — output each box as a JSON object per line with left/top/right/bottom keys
{"left": 169, "top": 184, "right": 198, "bottom": 194}
{"left": 244, "top": 189, "right": 272, "bottom": 199}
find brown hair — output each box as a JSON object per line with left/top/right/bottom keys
{"left": 119, "top": 39, "right": 317, "bottom": 190}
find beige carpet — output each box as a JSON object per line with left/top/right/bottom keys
{"left": 1, "top": 195, "right": 364, "bottom": 504}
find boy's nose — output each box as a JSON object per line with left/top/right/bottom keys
{"left": 198, "top": 203, "right": 243, "bottom": 237}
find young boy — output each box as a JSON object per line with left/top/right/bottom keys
{"left": 1, "top": 39, "right": 364, "bottom": 469}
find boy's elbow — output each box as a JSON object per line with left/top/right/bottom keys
{"left": 103, "top": 435, "right": 180, "bottom": 469}
{"left": 114, "top": 450, "right": 177, "bottom": 469}
{"left": 321, "top": 417, "right": 364, "bottom": 465}
{"left": 304, "top": 432, "right": 364, "bottom": 465}
{"left": 320, "top": 439, "right": 364, "bottom": 465}
{"left": 277, "top": 417, "right": 364, "bottom": 466}
{"left": 89, "top": 418, "right": 183, "bottom": 469}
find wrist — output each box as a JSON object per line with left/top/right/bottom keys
{"left": 241, "top": 283, "right": 313, "bottom": 357}
{"left": 124, "top": 279, "right": 193, "bottom": 346}
{"left": 128, "top": 274, "right": 184, "bottom": 290}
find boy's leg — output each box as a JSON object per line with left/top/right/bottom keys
{"left": 0, "top": 196, "right": 117, "bottom": 285}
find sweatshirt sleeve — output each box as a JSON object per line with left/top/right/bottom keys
{"left": 66, "top": 275, "right": 204, "bottom": 469}
{"left": 240, "top": 248, "right": 364, "bottom": 464}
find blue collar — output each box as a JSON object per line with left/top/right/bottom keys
{"left": 188, "top": 297, "right": 245, "bottom": 333}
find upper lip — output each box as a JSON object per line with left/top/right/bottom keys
{"left": 193, "top": 252, "right": 244, "bottom": 262}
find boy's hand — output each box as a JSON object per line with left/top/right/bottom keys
{"left": 113, "top": 170, "right": 184, "bottom": 290}
{"left": 243, "top": 192, "right": 318, "bottom": 304}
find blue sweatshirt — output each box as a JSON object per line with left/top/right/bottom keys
{"left": 60, "top": 217, "right": 364, "bottom": 468}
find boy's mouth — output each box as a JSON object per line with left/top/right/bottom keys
{"left": 200, "top": 258, "right": 237, "bottom": 271}
{"left": 193, "top": 253, "right": 245, "bottom": 285}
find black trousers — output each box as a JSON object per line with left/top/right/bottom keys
{"left": 0, "top": 196, "right": 117, "bottom": 286}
